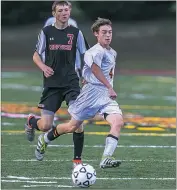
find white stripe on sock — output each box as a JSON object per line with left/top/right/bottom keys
{"left": 44, "top": 133, "right": 50, "bottom": 144}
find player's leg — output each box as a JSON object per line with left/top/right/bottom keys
{"left": 35, "top": 117, "right": 83, "bottom": 161}
{"left": 35, "top": 84, "right": 98, "bottom": 161}
{"left": 100, "top": 113, "right": 123, "bottom": 168}
{"left": 25, "top": 87, "right": 63, "bottom": 141}
{"left": 72, "top": 124, "right": 84, "bottom": 166}
{"left": 64, "top": 84, "right": 85, "bottom": 166}
{"left": 99, "top": 103, "right": 124, "bottom": 168}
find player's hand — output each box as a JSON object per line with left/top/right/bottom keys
{"left": 41, "top": 65, "right": 54, "bottom": 78}
{"left": 82, "top": 79, "right": 88, "bottom": 86}
{"left": 108, "top": 87, "right": 117, "bottom": 100}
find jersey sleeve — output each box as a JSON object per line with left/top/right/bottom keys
{"left": 76, "top": 30, "right": 89, "bottom": 55}
{"left": 44, "top": 17, "right": 55, "bottom": 27}
{"left": 84, "top": 49, "right": 104, "bottom": 68}
{"left": 75, "top": 49, "right": 81, "bottom": 70}
{"left": 35, "top": 30, "right": 46, "bottom": 55}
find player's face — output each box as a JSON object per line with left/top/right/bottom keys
{"left": 95, "top": 25, "right": 112, "bottom": 47}
{"left": 53, "top": 5, "right": 71, "bottom": 23}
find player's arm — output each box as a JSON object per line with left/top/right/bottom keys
{"left": 33, "top": 30, "right": 54, "bottom": 77}
{"left": 76, "top": 30, "right": 90, "bottom": 78}
{"left": 85, "top": 51, "right": 111, "bottom": 89}
{"left": 84, "top": 51, "right": 117, "bottom": 99}
{"left": 91, "top": 64, "right": 112, "bottom": 89}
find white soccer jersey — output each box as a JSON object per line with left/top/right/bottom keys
{"left": 41, "top": 17, "right": 81, "bottom": 72}
{"left": 68, "top": 44, "right": 122, "bottom": 121}
{"left": 82, "top": 43, "right": 117, "bottom": 87}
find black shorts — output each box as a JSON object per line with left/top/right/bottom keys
{"left": 38, "top": 86, "right": 80, "bottom": 113}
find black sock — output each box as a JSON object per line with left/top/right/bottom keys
{"left": 47, "top": 127, "right": 60, "bottom": 141}
{"left": 73, "top": 131, "right": 84, "bottom": 160}
{"left": 107, "top": 134, "right": 118, "bottom": 141}
{"left": 29, "top": 118, "right": 40, "bottom": 131}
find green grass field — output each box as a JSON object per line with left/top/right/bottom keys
{"left": 1, "top": 71, "right": 176, "bottom": 189}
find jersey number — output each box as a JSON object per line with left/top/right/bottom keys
{"left": 109, "top": 68, "right": 114, "bottom": 79}
{"left": 67, "top": 34, "right": 74, "bottom": 45}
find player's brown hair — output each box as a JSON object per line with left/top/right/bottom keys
{"left": 52, "top": 1, "right": 71, "bottom": 12}
{"left": 91, "top": 17, "right": 112, "bottom": 33}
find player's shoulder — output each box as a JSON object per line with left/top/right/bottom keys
{"left": 86, "top": 43, "right": 104, "bottom": 55}
{"left": 67, "top": 25, "right": 80, "bottom": 33}
{"left": 68, "top": 18, "right": 78, "bottom": 28}
{"left": 44, "top": 17, "right": 55, "bottom": 27}
{"left": 45, "top": 17, "right": 55, "bottom": 23}
{"left": 43, "top": 24, "right": 53, "bottom": 32}
{"left": 110, "top": 47, "right": 117, "bottom": 58}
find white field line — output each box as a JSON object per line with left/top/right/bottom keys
{"left": 22, "top": 185, "right": 74, "bottom": 188}
{"left": 2, "top": 122, "right": 16, "bottom": 126}
{"left": 3, "top": 176, "right": 176, "bottom": 181}
{"left": 2, "top": 159, "right": 175, "bottom": 163}
{"left": 1, "top": 180, "right": 57, "bottom": 184}
{"left": 1, "top": 144, "right": 176, "bottom": 148}
{"left": 2, "top": 131, "right": 176, "bottom": 137}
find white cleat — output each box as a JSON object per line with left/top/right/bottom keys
{"left": 35, "top": 134, "right": 48, "bottom": 161}
{"left": 100, "top": 156, "right": 121, "bottom": 169}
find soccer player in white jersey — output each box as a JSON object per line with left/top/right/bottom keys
{"left": 35, "top": 18, "right": 124, "bottom": 169}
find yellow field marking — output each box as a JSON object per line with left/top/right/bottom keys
{"left": 94, "top": 121, "right": 108, "bottom": 125}
{"left": 124, "top": 125, "right": 136, "bottom": 129}
{"left": 137, "top": 127, "right": 165, "bottom": 131}
{"left": 1, "top": 130, "right": 175, "bottom": 136}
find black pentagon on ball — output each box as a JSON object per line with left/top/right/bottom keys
{"left": 86, "top": 172, "right": 93, "bottom": 179}
{"left": 73, "top": 171, "right": 79, "bottom": 178}
{"left": 83, "top": 180, "right": 90, "bottom": 187}
{"left": 79, "top": 167, "right": 87, "bottom": 173}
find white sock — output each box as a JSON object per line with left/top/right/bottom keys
{"left": 44, "top": 133, "right": 50, "bottom": 144}
{"left": 102, "top": 136, "right": 118, "bottom": 157}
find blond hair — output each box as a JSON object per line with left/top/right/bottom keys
{"left": 91, "top": 17, "right": 112, "bottom": 33}
{"left": 52, "top": 1, "right": 71, "bottom": 12}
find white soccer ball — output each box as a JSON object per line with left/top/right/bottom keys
{"left": 72, "top": 163, "right": 96, "bottom": 188}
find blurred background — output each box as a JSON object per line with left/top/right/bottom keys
{"left": 1, "top": 1, "right": 176, "bottom": 190}
{"left": 1, "top": 1, "right": 176, "bottom": 70}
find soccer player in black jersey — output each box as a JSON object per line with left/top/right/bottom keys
{"left": 24, "top": 1, "right": 89, "bottom": 167}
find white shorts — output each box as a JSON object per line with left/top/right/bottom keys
{"left": 68, "top": 83, "right": 122, "bottom": 121}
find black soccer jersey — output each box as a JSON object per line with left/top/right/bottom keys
{"left": 35, "top": 24, "right": 89, "bottom": 87}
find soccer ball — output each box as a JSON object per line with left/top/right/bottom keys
{"left": 72, "top": 163, "right": 96, "bottom": 188}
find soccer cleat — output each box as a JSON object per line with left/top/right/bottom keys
{"left": 72, "top": 159, "right": 82, "bottom": 169}
{"left": 35, "top": 134, "right": 48, "bottom": 161}
{"left": 24, "top": 114, "right": 36, "bottom": 142}
{"left": 100, "top": 156, "right": 121, "bottom": 169}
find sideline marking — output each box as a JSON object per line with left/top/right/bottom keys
{"left": 1, "top": 159, "right": 175, "bottom": 163}
{"left": 1, "top": 144, "right": 176, "bottom": 148}
{"left": 3, "top": 176, "right": 176, "bottom": 181}
{"left": 1, "top": 180, "right": 57, "bottom": 184}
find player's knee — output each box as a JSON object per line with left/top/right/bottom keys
{"left": 75, "top": 124, "right": 84, "bottom": 133}
{"left": 110, "top": 115, "right": 124, "bottom": 129}
{"left": 39, "top": 120, "right": 52, "bottom": 132}
{"left": 41, "top": 123, "right": 52, "bottom": 132}
{"left": 65, "top": 125, "right": 78, "bottom": 133}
